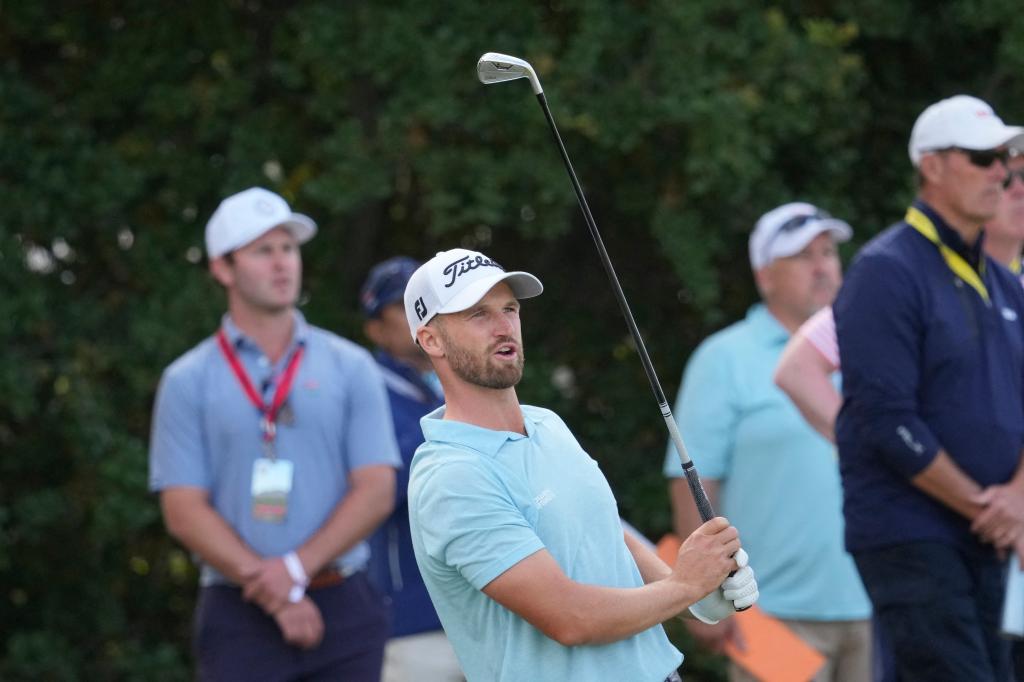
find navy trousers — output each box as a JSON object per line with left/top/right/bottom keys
{"left": 854, "top": 541, "right": 1010, "bottom": 682}
{"left": 193, "top": 572, "right": 389, "bottom": 682}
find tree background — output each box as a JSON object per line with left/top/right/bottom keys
{"left": 2, "top": 1, "right": 1023, "bottom": 679}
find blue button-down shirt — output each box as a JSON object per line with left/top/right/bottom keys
{"left": 835, "top": 200, "right": 1024, "bottom": 552}
{"left": 149, "top": 311, "right": 400, "bottom": 585}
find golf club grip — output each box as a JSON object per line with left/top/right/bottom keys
{"left": 683, "top": 465, "right": 715, "bottom": 523}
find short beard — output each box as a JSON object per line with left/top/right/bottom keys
{"left": 435, "top": 321, "right": 524, "bottom": 389}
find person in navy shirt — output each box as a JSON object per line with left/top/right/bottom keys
{"left": 360, "top": 256, "right": 462, "bottom": 681}
{"left": 835, "top": 96, "right": 1024, "bottom": 681}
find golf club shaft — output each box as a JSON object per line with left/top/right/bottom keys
{"left": 535, "top": 92, "right": 715, "bottom": 524}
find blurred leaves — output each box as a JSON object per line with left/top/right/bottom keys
{"left": 2, "top": 1, "right": 1022, "bottom": 679}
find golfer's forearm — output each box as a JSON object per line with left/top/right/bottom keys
{"left": 551, "top": 578, "right": 699, "bottom": 646}
{"left": 161, "top": 489, "right": 261, "bottom": 583}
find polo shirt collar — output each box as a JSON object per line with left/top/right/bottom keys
{"left": 420, "top": 405, "right": 537, "bottom": 457}
{"left": 220, "top": 310, "right": 310, "bottom": 352}
{"left": 745, "top": 303, "right": 790, "bottom": 346}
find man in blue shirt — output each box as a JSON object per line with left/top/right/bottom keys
{"left": 664, "top": 203, "right": 872, "bottom": 681}
{"left": 835, "top": 95, "right": 1024, "bottom": 681}
{"left": 149, "top": 187, "right": 401, "bottom": 680}
{"left": 359, "top": 256, "right": 462, "bottom": 681}
{"left": 401, "top": 248, "right": 759, "bottom": 682}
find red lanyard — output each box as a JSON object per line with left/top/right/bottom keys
{"left": 216, "top": 329, "right": 305, "bottom": 444}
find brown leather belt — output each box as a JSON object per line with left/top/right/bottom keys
{"left": 307, "top": 567, "right": 345, "bottom": 590}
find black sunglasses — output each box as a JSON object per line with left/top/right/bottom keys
{"left": 775, "top": 210, "right": 834, "bottom": 234}
{"left": 1004, "top": 167, "right": 1024, "bottom": 189}
{"left": 930, "top": 147, "right": 1011, "bottom": 169}
{"left": 759, "top": 210, "right": 833, "bottom": 265}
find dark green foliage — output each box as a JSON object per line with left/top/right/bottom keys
{"left": 2, "top": 1, "right": 1021, "bottom": 679}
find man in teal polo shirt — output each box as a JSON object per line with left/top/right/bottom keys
{"left": 403, "top": 248, "right": 759, "bottom": 682}
{"left": 664, "top": 203, "right": 871, "bottom": 681}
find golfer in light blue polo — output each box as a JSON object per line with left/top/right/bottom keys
{"left": 402, "top": 248, "right": 759, "bottom": 682}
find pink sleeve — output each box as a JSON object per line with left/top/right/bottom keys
{"left": 801, "top": 307, "right": 840, "bottom": 370}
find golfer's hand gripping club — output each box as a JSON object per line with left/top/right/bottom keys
{"left": 477, "top": 52, "right": 751, "bottom": 611}
{"left": 689, "top": 548, "right": 759, "bottom": 623}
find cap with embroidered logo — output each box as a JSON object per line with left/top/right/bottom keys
{"left": 403, "top": 248, "right": 543, "bottom": 342}
{"left": 205, "top": 187, "right": 317, "bottom": 259}
{"left": 909, "top": 95, "right": 1024, "bottom": 167}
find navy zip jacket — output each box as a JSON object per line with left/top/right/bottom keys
{"left": 366, "top": 352, "right": 446, "bottom": 637}
{"left": 835, "top": 200, "right": 1024, "bottom": 554}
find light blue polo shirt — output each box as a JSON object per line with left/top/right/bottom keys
{"left": 149, "top": 312, "right": 401, "bottom": 585}
{"left": 409, "top": 405, "right": 682, "bottom": 682}
{"left": 663, "top": 304, "right": 870, "bottom": 620}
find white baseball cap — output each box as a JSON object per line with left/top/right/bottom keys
{"left": 748, "top": 202, "right": 852, "bottom": 270}
{"left": 403, "top": 248, "right": 543, "bottom": 342}
{"left": 205, "top": 187, "right": 317, "bottom": 259}
{"left": 908, "top": 95, "right": 1024, "bottom": 167}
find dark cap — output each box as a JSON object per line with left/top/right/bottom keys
{"left": 360, "top": 256, "right": 421, "bottom": 318}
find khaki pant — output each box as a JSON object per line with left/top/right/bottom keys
{"left": 381, "top": 630, "right": 464, "bottom": 682}
{"left": 729, "top": 618, "right": 872, "bottom": 682}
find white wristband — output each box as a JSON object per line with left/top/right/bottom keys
{"left": 283, "top": 551, "right": 308, "bottom": 586}
{"left": 288, "top": 583, "right": 306, "bottom": 604}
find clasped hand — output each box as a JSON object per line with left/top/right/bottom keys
{"left": 972, "top": 483, "right": 1024, "bottom": 559}
{"left": 242, "top": 557, "right": 324, "bottom": 649}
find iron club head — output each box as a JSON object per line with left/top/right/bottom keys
{"left": 477, "top": 52, "right": 543, "bottom": 95}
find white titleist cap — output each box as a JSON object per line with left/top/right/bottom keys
{"left": 205, "top": 187, "right": 317, "bottom": 259}
{"left": 908, "top": 95, "right": 1024, "bottom": 167}
{"left": 749, "top": 202, "right": 852, "bottom": 270}
{"left": 403, "top": 248, "right": 543, "bottom": 341}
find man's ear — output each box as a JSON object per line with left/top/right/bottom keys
{"left": 417, "top": 323, "right": 446, "bottom": 359}
{"left": 209, "top": 256, "right": 233, "bottom": 288}
{"left": 753, "top": 265, "right": 771, "bottom": 299}
{"left": 918, "top": 153, "right": 945, "bottom": 187}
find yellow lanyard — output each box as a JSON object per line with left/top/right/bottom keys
{"left": 905, "top": 206, "right": 989, "bottom": 304}
{"left": 1011, "top": 256, "right": 1021, "bottom": 275}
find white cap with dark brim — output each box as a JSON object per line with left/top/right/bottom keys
{"left": 403, "top": 248, "right": 543, "bottom": 342}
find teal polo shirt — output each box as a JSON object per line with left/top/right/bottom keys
{"left": 663, "top": 304, "right": 870, "bottom": 621}
{"left": 409, "top": 405, "right": 682, "bottom": 682}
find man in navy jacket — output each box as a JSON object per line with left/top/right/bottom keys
{"left": 835, "top": 95, "right": 1024, "bottom": 681}
{"left": 360, "top": 257, "right": 462, "bottom": 681}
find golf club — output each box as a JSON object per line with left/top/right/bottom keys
{"left": 476, "top": 52, "right": 716, "bottom": 525}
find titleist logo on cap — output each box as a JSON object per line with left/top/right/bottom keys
{"left": 442, "top": 254, "right": 504, "bottom": 288}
